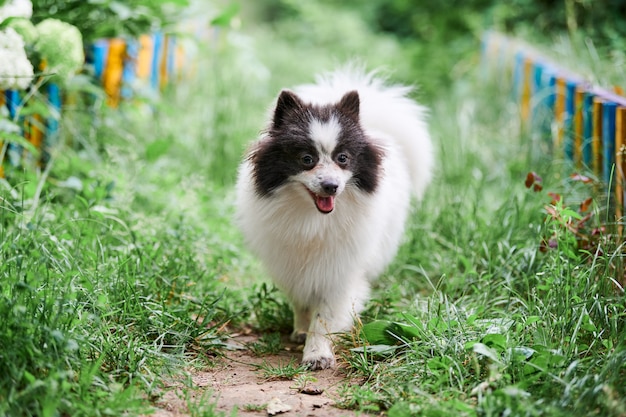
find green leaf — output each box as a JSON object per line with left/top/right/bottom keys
{"left": 0, "top": 132, "right": 40, "bottom": 156}
{"left": 350, "top": 344, "right": 399, "bottom": 356}
{"left": 145, "top": 139, "right": 172, "bottom": 162}
{"left": 19, "top": 101, "right": 52, "bottom": 118}
{"left": 22, "top": 371, "right": 36, "bottom": 384}
{"left": 581, "top": 323, "right": 597, "bottom": 332}
{"left": 471, "top": 342, "right": 502, "bottom": 364}
{"left": 465, "top": 339, "right": 479, "bottom": 350}
{"left": 482, "top": 333, "right": 507, "bottom": 351}
{"left": 389, "top": 322, "right": 422, "bottom": 341}
{"left": 361, "top": 320, "right": 395, "bottom": 345}
{"left": 427, "top": 356, "right": 453, "bottom": 371}
{"left": 561, "top": 208, "right": 582, "bottom": 221}
{"left": 211, "top": 3, "right": 240, "bottom": 27}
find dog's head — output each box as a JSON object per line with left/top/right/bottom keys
{"left": 249, "top": 90, "right": 384, "bottom": 214}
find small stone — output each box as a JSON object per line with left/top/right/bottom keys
{"left": 267, "top": 397, "right": 292, "bottom": 416}
{"left": 299, "top": 386, "right": 324, "bottom": 395}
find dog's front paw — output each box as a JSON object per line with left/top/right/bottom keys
{"left": 302, "top": 353, "right": 336, "bottom": 370}
{"left": 302, "top": 332, "right": 336, "bottom": 370}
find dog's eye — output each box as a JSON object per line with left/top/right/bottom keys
{"left": 301, "top": 154, "right": 315, "bottom": 168}
{"left": 336, "top": 153, "right": 349, "bottom": 166}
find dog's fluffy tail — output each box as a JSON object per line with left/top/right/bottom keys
{"left": 294, "top": 66, "right": 434, "bottom": 200}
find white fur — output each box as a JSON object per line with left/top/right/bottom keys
{"left": 235, "top": 68, "right": 434, "bottom": 369}
{"left": 309, "top": 116, "right": 341, "bottom": 152}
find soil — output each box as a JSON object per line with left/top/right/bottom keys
{"left": 147, "top": 335, "right": 365, "bottom": 417}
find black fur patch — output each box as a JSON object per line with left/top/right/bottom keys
{"left": 250, "top": 90, "right": 384, "bottom": 196}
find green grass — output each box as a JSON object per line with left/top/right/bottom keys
{"left": 343, "top": 74, "right": 626, "bottom": 415}
{"left": 1, "top": 1, "right": 625, "bottom": 416}
{"left": 345, "top": 73, "right": 626, "bottom": 417}
{"left": 0, "top": 38, "right": 260, "bottom": 414}
{"left": 245, "top": 332, "right": 283, "bottom": 356}
{"left": 256, "top": 358, "right": 309, "bottom": 382}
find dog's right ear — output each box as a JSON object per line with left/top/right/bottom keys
{"left": 273, "top": 90, "right": 304, "bottom": 129}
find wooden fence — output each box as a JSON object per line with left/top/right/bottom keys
{"left": 0, "top": 32, "right": 191, "bottom": 177}
{"left": 481, "top": 31, "right": 626, "bottom": 220}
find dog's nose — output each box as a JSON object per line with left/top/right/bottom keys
{"left": 321, "top": 180, "right": 338, "bottom": 195}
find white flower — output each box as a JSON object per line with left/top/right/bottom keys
{"left": 0, "top": 27, "right": 34, "bottom": 90}
{"left": 0, "top": 0, "right": 32, "bottom": 23}
{"left": 35, "top": 19, "right": 84, "bottom": 84}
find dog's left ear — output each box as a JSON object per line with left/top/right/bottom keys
{"left": 337, "top": 91, "right": 360, "bottom": 123}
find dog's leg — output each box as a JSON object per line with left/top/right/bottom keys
{"left": 301, "top": 280, "right": 369, "bottom": 370}
{"left": 301, "top": 300, "right": 352, "bottom": 370}
{"left": 290, "top": 305, "right": 310, "bottom": 344}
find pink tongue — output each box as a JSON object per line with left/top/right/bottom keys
{"left": 315, "top": 195, "right": 335, "bottom": 213}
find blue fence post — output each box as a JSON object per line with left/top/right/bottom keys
{"left": 122, "top": 38, "right": 138, "bottom": 100}
{"left": 42, "top": 83, "right": 61, "bottom": 165}
{"left": 5, "top": 90, "right": 20, "bottom": 118}
{"left": 564, "top": 80, "right": 577, "bottom": 161}
{"left": 47, "top": 84, "right": 61, "bottom": 137}
{"left": 93, "top": 39, "right": 110, "bottom": 81}
{"left": 150, "top": 32, "right": 164, "bottom": 91}
{"left": 5, "top": 90, "right": 22, "bottom": 167}
{"left": 602, "top": 101, "right": 617, "bottom": 184}
{"left": 582, "top": 93, "right": 594, "bottom": 167}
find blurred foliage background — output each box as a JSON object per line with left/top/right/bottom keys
{"left": 245, "top": 0, "right": 626, "bottom": 99}
{"left": 30, "top": 0, "right": 189, "bottom": 40}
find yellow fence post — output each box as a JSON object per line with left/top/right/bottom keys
{"left": 137, "top": 35, "right": 153, "bottom": 80}
{"left": 574, "top": 87, "right": 585, "bottom": 167}
{"left": 616, "top": 106, "right": 626, "bottom": 224}
{"left": 103, "top": 38, "right": 126, "bottom": 108}
{"left": 592, "top": 98, "right": 604, "bottom": 177}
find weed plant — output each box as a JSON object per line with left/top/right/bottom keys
{"left": 256, "top": 358, "right": 309, "bottom": 382}
{"left": 0, "top": 37, "right": 262, "bottom": 415}
{"left": 349, "top": 67, "right": 626, "bottom": 417}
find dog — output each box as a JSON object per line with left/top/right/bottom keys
{"left": 234, "top": 67, "right": 433, "bottom": 370}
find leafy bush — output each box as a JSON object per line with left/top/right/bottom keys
{"left": 31, "top": 0, "right": 189, "bottom": 41}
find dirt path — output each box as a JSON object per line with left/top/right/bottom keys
{"left": 148, "top": 335, "right": 365, "bottom": 417}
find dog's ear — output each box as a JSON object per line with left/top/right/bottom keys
{"left": 337, "top": 90, "right": 360, "bottom": 123}
{"left": 273, "top": 90, "right": 304, "bottom": 129}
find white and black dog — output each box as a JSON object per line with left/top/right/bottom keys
{"left": 235, "top": 68, "right": 433, "bottom": 369}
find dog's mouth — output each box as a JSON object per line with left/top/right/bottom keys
{"left": 306, "top": 189, "right": 335, "bottom": 214}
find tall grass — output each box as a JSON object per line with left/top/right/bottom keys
{"left": 0, "top": 36, "right": 264, "bottom": 413}
{"left": 351, "top": 51, "right": 626, "bottom": 417}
